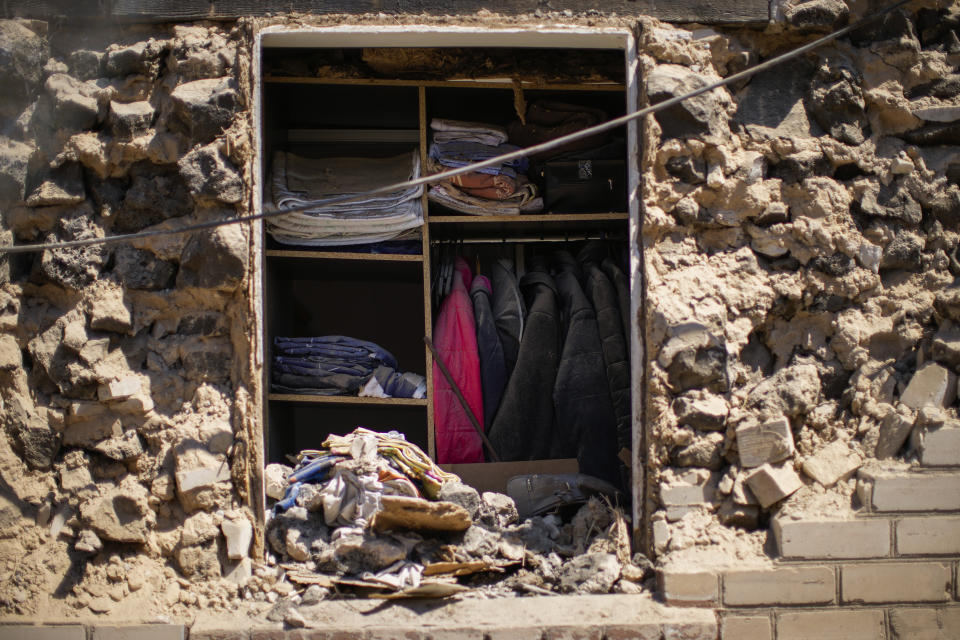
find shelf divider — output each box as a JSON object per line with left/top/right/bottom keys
{"left": 268, "top": 394, "right": 428, "bottom": 407}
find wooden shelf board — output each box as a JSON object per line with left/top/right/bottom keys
{"left": 269, "top": 394, "right": 428, "bottom": 406}
{"left": 266, "top": 249, "right": 423, "bottom": 262}
{"left": 264, "top": 76, "right": 624, "bottom": 91}
{"left": 428, "top": 213, "right": 628, "bottom": 224}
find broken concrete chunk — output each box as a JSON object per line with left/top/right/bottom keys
{"left": 673, "top": 431, "right": 725, "bottom": 470}
{"left": 109, "top": 100, "right": 153, "bottom": 140}
{"left": 97, "top": 376, "right": 141, "bottom": 402}
{"left": 736, "top": 416, "right": 795, "bottom": 468}
{"left": 438, "top": 482, "right": 482, "bottom": 519}
{"left": 900, "top": 363, "right": 957, "bottom": 411}
{"left": 79, "top": 478, "right": 152, "bottom": 543}
{"left": 26, "top": 162, "right": 85, "bottom": 207}
{"left": 370, "top": 496, "right": 471, "bottom": 533}
{"left": 874, "top": 408, "right": 917, "bottom": 459}
{"left": 221, "top": 515, "right": 253, "bottom": 560}
{"left": 75, "top": 529, "right": 103, "bottom": 554}
{"left": 660, "top": 469, "right": 719, "bottom": 521}
{"left": 178, "top": 142, "right": 243, "bottom": 204}
{"left": 265, "top": 463, "right": 292, "bottom": 501}
{"left": 174, "top": 441, "right": 232, "bottom": 512}
{"left": 63, "top": 413, "right": 122, "bottom": 448}
{"left": 802, "top": 440, "right": 861, "bottom": 486}
{"left": 659, "top": 326, "right": 728, "bottom": 393}
{"left": 481, "top": 491, "right": 519, "bottom": 527}
{"left": 717, "top": 498, "right": 760, "bottom": 529}
{"left": 559, "top": 552, "right": 621, "bottom": 594}
{"left": 646, "top": 64, "right": 730, "bottom": 143}
{"left": 673, "top": 390, "right": 729, "bottom": 431}
{"left": 333, "top": 534, "right": 407, "bottom": 572}
{"left": 745, "top": 463, "right": 803, "bottom": 508}
{"left": 91, "top": 430, "right": 144, "bottom": 461}
{"left": 88, "top": 287, "right": 133, "bottom": 334}
{"left": 169, "top": 76, "right": 241, "bottom": 143}
{"left": 931, "top": 323, "right": 960, "bottom": 370}
{"left": 198, "top": 418, "right": 233, "bottom": 454}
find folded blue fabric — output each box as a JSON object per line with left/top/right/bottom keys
{"left": 429, "top": 141, "right": 529, "bottom": 177}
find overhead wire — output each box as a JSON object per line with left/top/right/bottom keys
{"left": 0, "top": 0, "right": 913, "bottom": 255}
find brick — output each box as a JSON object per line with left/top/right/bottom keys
{"left": 658, "top": 569, "right": 718, "bottom": 606}
{"left": 662, "top": 620, "right": 718, "bottom": 640}
{"left": 875, "top": 409, "right": 917, "bottom": 459}
{"left": 0, "top": 627, "right": 86, "bottom": 640}
{"left": 603, "top": 625, "right": 661, "bottom": 640}
{"left": 863, "top": 470, "right": 960, "bottom": 512}
{"left": 901, "top": 363, "right": 957, "bottom": 411}
{"left": 920, "top": 426, "right": 960, "bottom": 466}
{"left": 722, "top": 566, "right": 835, "bottom": 606}
{"left": 188, "top": 629, "right": 248, "bottom": 640}
{"left": 92, "top": 625, "right": 186, "bottom": 640}
{"left": 736, "top": 417, "right": 794, "bottom": 468}
{"left": 896, "top": 516, "right": 960, "bottom": 555}
{"left": 745, "top": 463, "right": 802, "bottom": 508}
{"left": 841, "top": 561, "right": 952, "bottom": 603}
{"left": 776, "top": 609, "right": 886, "bottom": 640}
{"left": 889, "top": 607, "right": 960, "bottom": 640}
{"left": 542, "top": 628, "right": 603, "bottom": 640}
{"left": 484, "top": 629, "right": 543, "bottom": 640}
{"left": 720, "top": 615, "right": 772, "bottom": 640}
{"left": 801, "top": 440, "right": 861, "bottom": 487}
{"left": 773, "top": 516, "right": 891, "bottom": 559}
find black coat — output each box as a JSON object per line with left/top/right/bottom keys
{"left": 488, "top": 257, "right": 559, "bottom": 461}
{"left": 470, "top": 275, "right": 507, "bottom": 432}
{"left": 551, "top": 250, "right": 621, "bottom": 487}
{"left": 491, "top": 258, "right": 525, "bottom": 378}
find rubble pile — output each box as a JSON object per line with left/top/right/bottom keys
{"left": 641, "top": 0, "right": 960, "bottom": 566}
{"left": 260, "top": 429, "right": 651, "bottom": 619}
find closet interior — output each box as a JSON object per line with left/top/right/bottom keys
{"left": 259, "top": 43, "right": 634, "bottom": 494}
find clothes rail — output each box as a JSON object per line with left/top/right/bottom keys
{"left": 430, "top": 234, "right": 625, "bottom": 244}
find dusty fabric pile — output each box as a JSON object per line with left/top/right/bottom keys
{"left": 272, "top": 336, "right": 426, "bottom": 399}
{"left": 427, "top": 119, "right": 543, "bottom": 216}
{"left": 261, "top": 428, "right": 650, "bottom": 614}
{"left": 267, "top": 151, "right": 424, "bottom": 246}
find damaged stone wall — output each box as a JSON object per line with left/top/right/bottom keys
{"left": 640, "top": 0, "right": 960, "bottom": 564}
{"left": 0, "top": 0, "right": 958, "bottom": 624}
{"left": 0, "top": 18, "right": 260, "bottom": 617}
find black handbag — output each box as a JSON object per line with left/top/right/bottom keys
{"left": 541, "top": 157, "right": 627, "bottom": 213}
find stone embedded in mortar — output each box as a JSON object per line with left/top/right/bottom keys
{"left": 174, "top": 440, "right": 232, "bottom": 512}
{"left": 717, "top": 498, "right": 760, "bottom": 529}
{"left": 900, "top": 363, "right": 957, "bottom": 411}
{"left": 805, "top": 52, "right": 868, "bottom": 145}
{"left": 3, "top": 395, "right": 61, "bottom": 470}
{"left": 802, "top": 440, "right": 861, "bottom": 486}
{"left": 0, "top": 20, "right": 48, "bottom": 119}
{"left": 736, "top": 416, "right": 796, "bottom": 468}
{"left": 176, "top": 543, "right": 221, "bottom": 578}
{"left": 902, "top": 122, "right": 960, "bottom": 146}
{"left": 113, "top": 163, "right": 194, "bottom": 233}
{"left": 79, "top": 477, "right": 152, "bottom": 543}
{"left": 111, "top": 244, "right": 178, "bottom": 290}
{"left": 105, "top": 40, "right": 164, "bottom": 77}
{"left": 778, "top": 0, "right": 849, "bottom": 30}
{"left": 854, "top": 177, "right": 922, "bottom": 224}
{"left": 108, "top": 100, "right": 154, "bottom": 140}
{"left": 64, "top": 403, "right": 122, "bottom": 447}
{"left": 97, "top": 376, "right": 141, "bottom": 402}
{"left": 660, "top": 469, "right": 719, "bottom": 521}
{"left": 733, "top": 57, "right": 816, "bottom": 140}
{"left": 673, "top": 431, "right": 725, "bottom": 470}
{"left": 178, "top": 143, "right": 243, "bottom": 204}
{"left": 744, "top": 361, "right": 821, "bottom": 420}
{"left": 91, "top": 430, "right": 143, "bottom": 461}
{"left": 221, "top": 514, "right": 252, "bottom": 560}
{"left": 88, "top": 286, "right": 133, "bottom": 334}
{"left": 931, "top": 323, "right": 960, "bottom": 369}
{"left": 198, "top": 418, "right": 233, "bottom": 455}
{"left": 26, "top": 162, "right": 85, "bottom": 207}
{"left": 936, "top": 284, "right": 960, "bottom": 323}
{"left": 176, "top": 223, "right": 248, "bottom": 292}
{"left": 67, "top": 49, "right": 104, "bottom": 81}
{"left": 880, "top": 231, "right": 924, "bottom": 272}
{"left": 37, "top": 212, "right": 108, "bottom": 290}
{"left": 646, "top": 64, "right": 730, "bottom": 143}
{"left": 658, "top": 326, "right": 728, "bottom": 393}
{"left": 673, "top": 390, "right": 728, "bottom": 431}
{"left": 745, "top": 462, "right": 803, "bottom": 509}
{"left": 168, "top": 76, "right": 241, "bottom": 143}
{"left": 44, "top": 73, "right": 101, "bottom": 131}
{"left": 180, "top": 336, "right": 232, "bottom": 382}
{"left": 664, "top": 155, "right": 706, "bottom": 184}
{"left": 0, "top": 136, "right": 33, "bottom": 204}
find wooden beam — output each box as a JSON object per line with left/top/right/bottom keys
{"left": 5, "top": 0, "right": 769, "bottom": 24}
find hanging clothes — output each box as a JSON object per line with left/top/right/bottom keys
{"left": 491, "top": 258, "right": 525, "bottom": 378}
{"left": 488, "top": 256, "right": 560, "bottom": 461}
{"left": 470, "top": 275, "right": 507, "bottom": 433}
{"left": 550, "top": 251, "right": 621, "bottom": 488}
{"left": 432, "top": 257, "right": 484, "bottom": 464}
{"left": 602, "top": 257, "right": 630, "bottom": 344}
{"left": 579, "top": 243, "right": 631, "bottom": 457}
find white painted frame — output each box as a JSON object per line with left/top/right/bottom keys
{"left": 251, "top": 24, "right": 644, "bottom": 544}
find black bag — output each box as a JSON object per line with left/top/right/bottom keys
{"left": 541, "top": 157, "right": 627, "bottom": 213}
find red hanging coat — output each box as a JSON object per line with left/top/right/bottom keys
{"left": 433, "top": 257, "right": 485, "bottom": 463}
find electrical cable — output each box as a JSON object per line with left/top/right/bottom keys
{"left": 0, "top": 0, "right": 913, "bottom": 255}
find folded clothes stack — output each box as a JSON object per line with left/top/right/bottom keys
{"left": 267, "top": 150, "right": 424, "bottom": 247}
{"left": 272, "top": 335, "right": 426, "bottom": 398}
{"left": 427, "top": 119, "right": 543, "bottom": 216}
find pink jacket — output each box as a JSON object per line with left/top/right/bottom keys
{"left": 433, "top": 257, "right": 485, "bottom": 463}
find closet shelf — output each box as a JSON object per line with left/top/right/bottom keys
{"left": 265, "top": 249, "right": 423, "bottom": 262}
{"left": 268, "top": 394, "right": 428, "bottom": 407}
{"left": 264, "top": 76, "right": 624, "bottom": 92}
